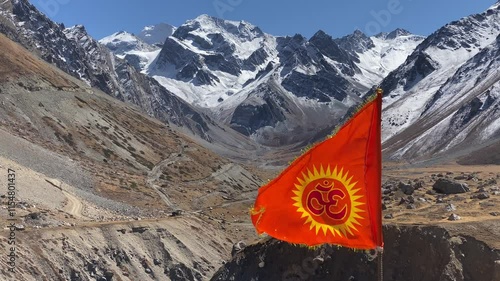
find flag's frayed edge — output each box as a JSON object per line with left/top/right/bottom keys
{"left": 283, "top": 241, "right": 379, "bottom": 253}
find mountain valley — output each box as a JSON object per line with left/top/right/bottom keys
{"left": 0, "top": 0, "right": 499, "bottom": 280}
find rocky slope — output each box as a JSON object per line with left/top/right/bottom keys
{"left": 212, "top": 161, "right": 500, "bottom": 280}
{"left": 0, "top": 32, "right": 264, "bottom": 280}
{"left": 380, "top": 1, "right": 500, "bottom": 163}
{"left": 0, "top": 0, "right": 215, "bottom": 142}
{"left": 212, "top": 222, "right": 500, "bottom": 281}
{"left": 1, "top": 217, "right": 230, "bottom": 281}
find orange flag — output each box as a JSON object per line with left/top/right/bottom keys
{"left": 251, "top": 89, "right": 383, "bottom": 249}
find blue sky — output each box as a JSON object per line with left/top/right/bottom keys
{"left": 30, "top": 0, "right": 497, "bottom": 39}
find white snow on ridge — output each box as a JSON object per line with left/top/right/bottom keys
{"left": 479, "top": 83, "right": 500, "bottom": 140}
{"left": 381, "top": 82, "right": 443, "bottom": 142}
{"left": 151, "top": 62, "right": 274, "bottom": 108}
{"left": 355, "top": 35, "right": 424, "bottom": 88}
{"left": 100, "top": 31, "right": 138, "bottom": 45}
{"left": 148, "top": 28, "right": 278, "bottom": 109}
{"left": 184, "top": 15, "right": 269, "bottom": 60}
{"left": 382, "top": 5, "right": 500, "bottom": 145}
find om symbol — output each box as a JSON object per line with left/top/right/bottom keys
{"left": 305, "top": 179, "right": 348, "bottom": 221}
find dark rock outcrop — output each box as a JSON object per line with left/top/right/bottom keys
{"left": 211, "top": 224, "right": 500, "bottom": 281}
{"left": 433, "top": 179, "right": 470, "bottom": 194}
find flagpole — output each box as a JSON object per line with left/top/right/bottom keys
{"left": 376, "top": 88, "right": 384, "bottom": 281}
{"left": 377, "top": 247, "right": 384, "bottom": 281}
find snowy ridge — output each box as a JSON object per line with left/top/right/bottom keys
{"left": 147, "top": 15, "right": 280, "bottom": 109}
{"left": 381, "top": 2, "right": 500, "bottom": 161}
{"left": 354, "top": 34, "right": 424, "bottom": 88}
{"left": 181, "top": 14, "right": 266, "bottom": 60}
{"left": 100, "top": 31, "right": 155, "bottom": 54}
{"left": 97, "top": 14, "right": 424, "bottom": 145}
{"left": 99, "top": 31, "right": 159, "bottom": 70}
{"left": 381, "top": 2, "right": 500, "bottom": 142}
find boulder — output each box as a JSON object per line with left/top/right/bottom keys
{"left": 171, "top": 210, "right": 183, "bottom": 217}
{"left": 433, "top": 179, "right": 469, "bottom": 194}
{"left": 231, "top": 241, "right": 247, "bottom": 257}
{"left": 444, "top": 204, "right": 456, "bottom": 212}
{"left": 131, "top": 226, "right": 148, "bottom": 233}
{"left": 471, "top": 192, "right": 490, "bottom": 200}
{"left": 398, "top": 181, "right": 414, "bottom": 195}
{"left": 104, "top": 271, "right": 114, "bottom": 281}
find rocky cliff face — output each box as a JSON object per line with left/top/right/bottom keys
{"left": 0, "top": 219, "right": 230, "bottom": 281}
{"left": 0, "top": 0, "right": 213, "bottom": 141}
{"left": 212, "top": 223, "right": 500, "bottom": 281}
{"left": 0, "top": 31, "right": 264, "bottom": 281}
{"left": 139, "top": 15, "right": 423, "bottom": 146}
{"left": 379, "top": 2, "right": 500, "bottom": 162}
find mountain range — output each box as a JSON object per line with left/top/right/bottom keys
{"left": 380, "top": 1, "right": 500, "bottom": 163}
{"left": 1, "top": 1, "right": 500, "bottom": 280}
{"left": 100, "top": 16, "right": 424, "bottom": 148}
{"left": 1, "top": 0, "right": 500, "bottom": 164}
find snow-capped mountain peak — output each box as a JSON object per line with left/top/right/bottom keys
{"left": 99, "top": 30, "right": 160, "bottom": 71}
{"left": 100, "top": 30, "right": 138, "bottom": 44}
{"left": 334, "top": 28, "right": 425, "bottom": 89}
{"left": 183, "top": 14, "right": 263, "bottom": 39}
{"left": 172, "top": 14, "right": 267, "bottom": 60}
{"left": 98, "top": 15, "right": 424, "bottom": 147}
{"left": 99, "top": 31, "right": 156, "bottom": 55}
{"left": 386, "top": 28, "right": 413, "bottom": 39}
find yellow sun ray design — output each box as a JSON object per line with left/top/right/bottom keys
{"left": 292, "top": 164, "right": 366, "bottom": 237}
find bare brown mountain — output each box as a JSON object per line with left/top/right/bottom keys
{"left": 0, "top": 31, "right": 262, "bottom": 280}
{"left": 0, "top": 33, "right": 75, "bottom": 88}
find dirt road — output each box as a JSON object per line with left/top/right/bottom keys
{"left": 62, "top": 190, "right": 83, "bottom": 218}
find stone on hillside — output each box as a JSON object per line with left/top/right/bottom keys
{"left": 131, "top": 226, "right": 148, "bottom": 233}
{"left": 445, "top": 204, "right": 456, "bottom": 212}
{"left": 171, "top": 210, "right": 183, "bottom": 217}
{"left": 232, "top": 241, "right": 247, "bottom": 257}
{"left": 414, "top": 180, "right": 425, "bottom": 189}
{"left": 104, "top": 271, "right": 114, "bottom": 281}
{"left": 398, "top": 181, "right": 415, "bottom": 195}
{"left": 448, "top": 214, "right": 461, "bottom": 221}
{"left": 433, "top": 179, "right": 469, "bottom": 194}
{"left": 471, "top": 192, "right": 490, "bottom": 200}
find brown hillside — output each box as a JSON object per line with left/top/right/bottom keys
{"left": 0, "top": 33, "right": 76, "bottom": 88}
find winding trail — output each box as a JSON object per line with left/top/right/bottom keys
{"left": 146, "top": 139, "right": 186, "bottom": 210}
{"left": 62, "top": 190, "right": 83, "bottom": 218}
